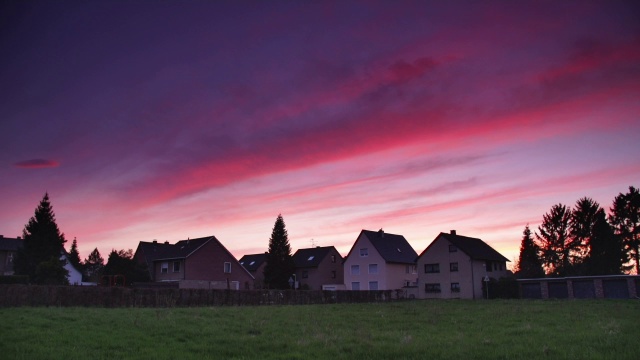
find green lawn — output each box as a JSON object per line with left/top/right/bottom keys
{"left": 1, "top": 300, "right": 638, "bottom": 359}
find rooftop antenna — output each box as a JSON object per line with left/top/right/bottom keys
{"left": 310, "top": 238, "right": 317, "bottom": 247}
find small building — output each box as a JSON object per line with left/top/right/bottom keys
{"left": 61, "top": 251, "right": 83, "bottom": 285}
{"left": 292, "top": 246, "right": 344, "bottom": 290}
{"left": 343, "top": 229, "right": 418, "bottom": 291}
{"left": 239, "top": 253, "right": 267, "bottom": 289}
{"left": 416, "top": 230, "right": 510, "bottom": 299}
{"left": 134, "top": 235, "right": 254, "bottom": 290}
{"left": 0, "top": 235, "right": 22, "bottom": 275}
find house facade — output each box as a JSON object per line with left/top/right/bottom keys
{"left": 239, "top": 253, "right": 267, "bottom": 289}
{"left": 416, "top": 230, "right": 510, "bottom": 299}
{"left": 134, "top": 236, "right": 254, "bottom": 290}
{"left": 343, "top": 230, "right": 418, "bottom": 291}
{"left": 293, "top": 246, "right": 344, "bottom": 290}
{"left": 0, "top": 235, "right": 22, "bottom": 275}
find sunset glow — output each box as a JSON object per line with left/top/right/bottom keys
{"left": 1, "top": 1, "right": 639, "bottom": 266}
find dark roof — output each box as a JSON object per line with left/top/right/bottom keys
{"left": 359, "top": 230, "right": 417, "bottom": 264}
{"left": 136, "top": 236, "right": 211, "bottom": 262}
{"left": 239, "top": 253, "right": 267, "bottom": 272}
{"left": 420, "top": 232, "right": 509, "bottom": 262}
{"left": 0, "top": 237, "right": 23, "bottom": 251}
{"left": 292, "top": 246, "right": 338, "bottom": 268}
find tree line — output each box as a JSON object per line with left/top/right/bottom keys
{"left": 515, "top": 186, "right": 640, "bottom": 278}
{"left": 13, "top": 193, "right": 148, "bottom": 285}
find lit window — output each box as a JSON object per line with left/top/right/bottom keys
{"left": 368, "top": 264, "right": 378, "bottom": 274}
{"left": 360, "top": 248, "right": 368, "bottom": 257}
{"left": 451, "top": 283, "right": 460, "bottom": 293}
{"left": 173, "top": 261, "right": 180, "bottom": 272}
{"left": 224, "top": 262, "right": 231, "bottom": 273}
{"left": 161, "top": 262, "right": 168, "bottom": 274}
{"left": 424, "top": 263, "right": 440, "bottom": 273}
{"left": 351, "top": 265, "right": 360, "bottom": 275}
{"left": 450, "top": 262, "right": 458, "bottom": 272}
{"left": 425, "top": 283, "right": 441, "bottom": 293}
{"left": 352, "top": 282, "right": 360, "bottom": 290}
{"left": 369, "top": 281, "right": 378, "bottom": 290}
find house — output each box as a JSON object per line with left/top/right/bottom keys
{"left": 239, "top": 253, "right": 267, "bottom": 289}
{"left": 61, "top": 251, "right": 83, "bottom": 285}
{"left": 134, "top": 235, "right": 254, "bottom": 290}
{"left": 292, "top": 246, "right": 344, "bottom": 290}
{"left": 0, "top": 235, "right": 22, "bottom": 275}
{"left": 416, "top": 230, "right": 510, "bottom": 299}
{"left": 343, "top": 229, "right": 418, "bottom": 291}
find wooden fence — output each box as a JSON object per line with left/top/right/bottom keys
{"left": 0, "top": 285, "right": 407, "bottom": 307}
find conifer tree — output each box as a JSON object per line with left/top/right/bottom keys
{"left": 68, "top": 237, "right": 82, "bottom": 270}
{"left": 263, "top": 214, "right": 295, "bottom": 289}
{"left": 584, "top": 210, "right": 627, "bottom": 275}
{"left": 515, "top": 225, "right": 544, "bottom": 278}
{"left": 536, "top": 203, "right": 574, "bottom": 276}
{"left": 609, "top": 186, "right": 640, "bottom": 274}
{"left": 14, "top": 193, "right": 68, "bottom": 284}
{"left": 84, "top": 247, "right": 105, "bottom": 282}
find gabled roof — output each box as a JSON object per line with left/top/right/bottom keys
{"left": 0, "top": 237, "right": 23, "bottom": 251}
{"left": 419, "top": 232, "right": 509, "bottom": 262}
{"left": 346, "top": 230, "right": 417, "bottom": 264}
{"left": 136, "top": 236, "right": 210, "bottom": 262}
{"left": 292, "top": 246, "right": 338, "bottom": 268}
{"left": 239, "top": 253, "right": 267, "bottom": 272}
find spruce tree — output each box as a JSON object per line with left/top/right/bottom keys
{"left": 515, "top": 225, "right": 544, "bottom": 278}
{"left": 68, "top": 237, "right": 82, "bottom": 270}
{"left": 14, "top": 193, "right": 68, "bottom": 284}
{"left": 263, "top": 214, "right": 295, "bottom": 289}
{"left": 584, "top": 211, "right": 627, "bottom": 275}
{"left": 84, "top": 248, "right": 105, "bottom": 282}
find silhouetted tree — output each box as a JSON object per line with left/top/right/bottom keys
{"left": 609, "top": 186, "right": 640, "bottom": 274}
{"left": 584, "top": 210, "right": 627, "bottom": 275}
{"left": 515, "top": 225, "right": 544, "bottom": 278}
{"left": 536, "top": 203, "right": 574, "bottom": 276}
{"left": 263, "top": 214, "right": 295, "bottom": 289}
{"left": 570, "top": 198, "right": 602, "bottom": 263}
{"left": 103, "top": 249, "right": 149, "bottom": 285}
{"left": 83, "top": 247, "right": 104, "bottom": 282}
{"left": 67, "top": 237, "right": 82, "bottom": 270}
{"left": 14, "top": 193, "right": 68, "bottom": 284}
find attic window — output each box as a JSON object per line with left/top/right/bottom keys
{"left": 449, "top": 245, "right": 457, "bottom": 253}
{"left": 360, "top": 248, "right": 368, "bottom": 257}
{"left": 249, "top": 261, "right": 255, "bottom": 266}
{"left": 307, "top": 256, "right": 315, "bottom": 261}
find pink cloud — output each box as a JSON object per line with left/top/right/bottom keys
{"left": 13, "top": 159, "right": 60, "bottom": 169}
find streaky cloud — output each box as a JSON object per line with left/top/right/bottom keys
{"left": 14, "top": 159, "right": 60, "bottom": 169}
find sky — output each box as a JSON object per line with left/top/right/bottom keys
{"left": 1, "top": 0, "right": 639, "bottom": 267}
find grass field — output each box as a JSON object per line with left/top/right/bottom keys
{"left": 1, "top": 300, "right": 638, "bottom": 359}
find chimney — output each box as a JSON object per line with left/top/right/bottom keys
{"left": 0, "top": 235, "right": 3, "bottom": 238}
{"left": 450, "top": 230, "right": 456, "bottom": 235}
{"left": 378, "top": 228, "right": 384, "bottom": 237}
{"left": 164, "top": 241, "right": 169, "bottom": 244}
{"left": 153, "top": 240, "right": 158, "bottom": 244}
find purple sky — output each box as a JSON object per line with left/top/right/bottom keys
{"left": 1, "top": 0, "right": 639, "bottom": 265}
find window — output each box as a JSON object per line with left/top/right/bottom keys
{"left": 424, "top": 263, "right": 440, "bottom": 273}
{"left": 450, "top": 262, "right": 458, "bottom": 272}
{"left": 368, "top": 264, "right": 378, "bottom": 274}
{"left": 331, "top": 270, "right": 336, "bottom": 279}
{"left": 307, "top": 256, "right": 315, "bottom": 261}
{"left": 360, "top": 248, "right": 368, "bottom": 257}
{"left": 331, "top": 255, "right": 336, "bottom": 263}
{"left": 223, "top": 262, "right": 231, "bottom": 273}
{"left": 494, "top": 262, "right": 498, "bottom": 271}
{"left": 406, "top": 265, "right": 417, "bottom": 274}
{"left": 352, "top": 282, "right": 360, "bottom": 290}
{"left": 499, "top": 262, "right": 504, "bottom": 271}
{"left": 302, "top": 270, "right": 308, "bottom": 279}
{"left": 369, "top": 281, "right": 378, "bottom": 290}
{"left": 425, "top": 283, "right": 441, "bottom": 293}
{"left": 249, "top": 261, "right": 255, "bottom": 266}
{"left": 485, "top": 261, "right": 493, "bottom": 272}
{"left": 161, "top": 262, "right": 168, "bottom": 274}
{"left": 449, "top": 245, "right": 457, "bottom": 252}
{"left": 351, "top": 265, "right": 360, "bottom": 275}
{"left": 451, "top": 283, "right": 460, "bottom": 293}
{"left": 173, "top": 261, "right": 180, "bottom": 273}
